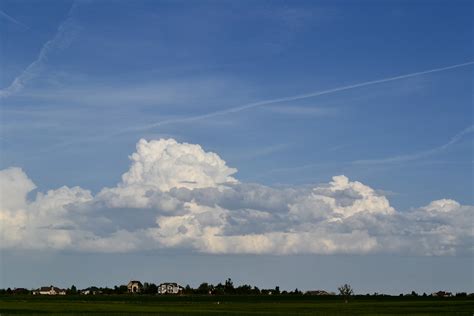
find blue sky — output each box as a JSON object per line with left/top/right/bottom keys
{"left": 0, "top": 0, "right": 473, "bottom": 292}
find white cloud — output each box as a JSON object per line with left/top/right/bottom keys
{"left": 122, "top": 138, "right": 238, "bottom": 191}
{"left": 422, "top": 199, "right": 461, "bottom": 213}
{"left": 0, "top": 167, "right": 95, "bottom": 250}
{"left": 97, "top": 138, "right": 238, "bottom": 209}
{"left": 301, "top": 175, "right": 395, "bottom": 219}
{"left": 0, "top": 167, "right": 36, "bottom": 211}
{"left": 0, "top": 139, "right": 472, "bottom": 255}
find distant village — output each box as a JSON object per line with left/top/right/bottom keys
{"left": 30, "top": 281, "right": 187, "bottom": 296}
{"left": 0, "top": 279, "right": 469, "bottom": 298}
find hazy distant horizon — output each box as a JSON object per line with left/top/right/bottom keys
{"left": 2, "top": 250, "right": 473, "bottom": 295}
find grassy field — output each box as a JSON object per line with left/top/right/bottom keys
{"left": 0, "top": 295, "right": 473, "bottom": 315}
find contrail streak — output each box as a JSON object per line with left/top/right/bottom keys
{"left": 257, "top": 125, "right": 474, "bottom": 177}
{"left": 0, "top": 9, "right": 29, "bottom": 29}
{"left": 127, "top": 61, "right": 474, "bottom": 133}
{"left": 0, "top": 2, "right": 79, "bottom": 100}
{"left": 353, "top": 125, "right": 474, "bottom": 165}
{"left": 36, "top": 60, "right": 474, "bottom": 153}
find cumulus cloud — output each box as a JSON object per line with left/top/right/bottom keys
{"left": 0, "top": 167, "right": 93, "bottom": 249}
{"left": 97, "top": 139, "right": 238, "bottom": 208}
{"left": 0, "top": 139, "right": 472, "bottom": 255}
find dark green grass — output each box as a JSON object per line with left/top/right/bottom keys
{"left": 0, "top": 295, "right": 473, "bottom": 315}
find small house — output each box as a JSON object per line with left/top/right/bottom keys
{"left": 157, "top": 283, "right": 184, "bottom": 295}
{"left": 127, "top": 280, "right": 143, "bottom": 293}
{"left": 35, "top": 286, "right": 66, "bottom": 295}
{"left": 81, "top": 286, "right": 101, "bottom": 295}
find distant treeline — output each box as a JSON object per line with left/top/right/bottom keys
{"left": 1, "top": 278, "right": 472, "bottom": 297}
{"left": 0, "top": 279, "right": 301, "bottom": 296}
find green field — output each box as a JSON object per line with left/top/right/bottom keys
{"left": 0, "top": 295, "right": 473, "bottom": 315}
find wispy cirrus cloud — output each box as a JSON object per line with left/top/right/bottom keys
{"left": 354, "top": 125, "right": 474, "bottom": 165}
{"left": 0, "top": 9, "right": 29, "bottom": 29}
{"left": 123, "top": 61, "right": 474, "bottom": 133}
{"left": 265, "top": 104, "right": 337, "bottom": 116}
{"left": 253, "top": 126, "right": 473, "bottom": 180}
{"left": 9, "top": 61, "right": 472, "bottom": 156}
{"left": 0, "top": 2, "right": 80, "bottom": 100}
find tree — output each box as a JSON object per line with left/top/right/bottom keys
{"left": 290, "top": 288, "right": 302, "bottom": 295}
{"left": 338, "top": 284, "right": 353, "bottom": 303}
{"left": 184, "top": 284, "right": 193, "bottom": 295}
{"left": 214, "top": 283, "right": 225, "bottom": 295}
{"left": 224, "top": 278, "right": 235, "bottom": 294}
{"left": 143, "top": 282, "right": 158, "bottom": 295}
{"left": 236, "top": 284, "right": 252, "bottom": 295}
{"left": 66, "top": 285, "right": 77, "bottom": 295}
{"left": 274, "top": 286, "right": 280, "bottom": 295}
{"left": 114, "top": 285, "right": 128, "bottom": 294}
{"left": 197, "top": 282, "right": 211, "bottom": 295}
{"left": 102, "top": 287, "right": 114, "bottom": 295}
{"left": 252, "top": 286, "right": 260, "bottom": 295}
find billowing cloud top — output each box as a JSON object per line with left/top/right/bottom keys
{"left": 122, "top": 139, "right": 238, "bottom": 191}
{"left": 0, "top": 139, "right": 472, "bottom": 255}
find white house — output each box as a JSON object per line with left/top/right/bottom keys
{"left": 81, "top": 287, "right": 101, "bottom": 295}
{"left": 34, "top": 286, "right": 66, "bottom": 295}
{"left": 127, "top": 280, "right": 143, "bottom": 293}
{"left": 157, "top": 283, "right": 184, "bottom": 295}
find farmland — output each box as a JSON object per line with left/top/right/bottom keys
{"left": 0, "top": 294, "right": 473, "bottom": 315}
